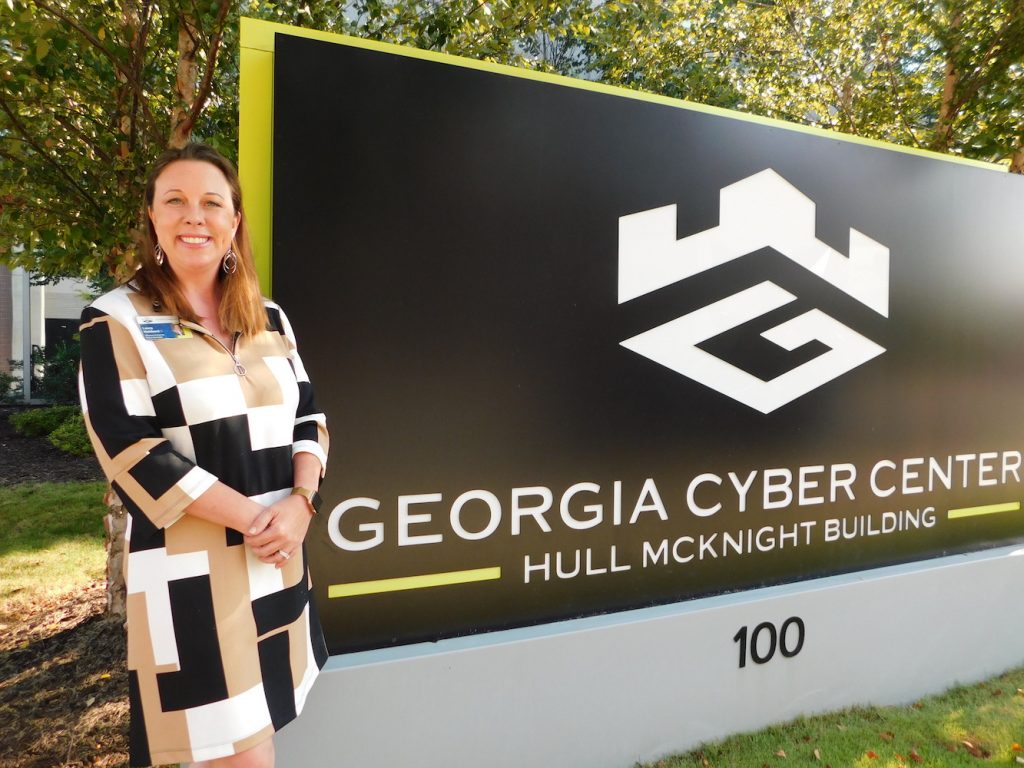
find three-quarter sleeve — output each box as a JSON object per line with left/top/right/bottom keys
{"left": 79, "top": 306, "right": 217, "bottom": 529}
{"left": 270, "top": 303, "right": 330, "bottom": 477}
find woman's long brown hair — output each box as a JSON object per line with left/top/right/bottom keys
{"left": 130, "top": 143, "right": 268, "bottom": 336}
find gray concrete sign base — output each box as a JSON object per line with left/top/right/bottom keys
{"left": 279, "top": 545, "right": 1024, "bottom": 768}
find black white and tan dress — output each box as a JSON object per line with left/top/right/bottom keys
{"left": 79, "top": 284, "right": 329, "bottom": 767}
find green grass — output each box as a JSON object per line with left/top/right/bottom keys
{"left": 644, "top": 669, "right": 1024, "bottom": 767}
{"left": 0, "top": 480, "right": 108, "bottom": 607}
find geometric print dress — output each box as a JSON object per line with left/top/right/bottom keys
{"left": 78, "top": 284, "right": 329, "bottom": 767}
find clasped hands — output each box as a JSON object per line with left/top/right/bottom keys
{"left": 244, "top": 494, "right": 312, "bottom": 569}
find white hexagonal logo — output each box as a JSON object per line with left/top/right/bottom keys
{"left": 619, "top": 169, "right": 889, "bottom": 414}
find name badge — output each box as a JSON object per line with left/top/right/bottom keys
{"left": 137, "top": 315, "right": 192, "bottom": 340}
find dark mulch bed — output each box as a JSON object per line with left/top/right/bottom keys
{"left": 0, "top": 582, "right": 130, "bottom": 768}
{"left": 0, "top": 406, "right": 105, "bottom": 485}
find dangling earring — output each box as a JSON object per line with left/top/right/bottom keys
{"left": 154, "top": 243, "right": 165, "bottom": 266}
{"left": 222, "top": 247, "right": 238, "bottom": 275}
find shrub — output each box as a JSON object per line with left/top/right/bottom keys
{"left": 48, "top": 412, "right": 93, "bottom": 457}
{"left": 9, "top": 405, "right": 81, "bottom": 438}
{"left": 0, "top": 370, "right": 18, "bottom": 404}
{"left": 38, "top": 339, "right": 81, "bottom": 404}
{"left": 2, "top": 338, "right": 82, "bottom": 405}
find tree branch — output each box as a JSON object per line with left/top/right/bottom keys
{"left": 31, "top": 0, "right": 162, "bottom": 146}
{"left": 779, "top": 3, "right": 860, "bottom": 135}
{"left": 876, "top": 30, "right": 926, "bottom": 149}
{"left": 128, "top": 0, "right": 156, "bottom": 153}
{"left": 948, "top": 2, "right": 1024, "bottom": 123}
{"left": 56, "top": 104, "right": 112, "bottom": 136}
{"left": 0, "top": 94, "right": 104, "bottom": 216}
{"left": 53, "top": 115, "right": 114, "bottom": 163}
{"left": 183, "top": 0, "right": 232, "bottom": 136}
{"left": 0, "top": 185, "right": 75, "bottom": 220}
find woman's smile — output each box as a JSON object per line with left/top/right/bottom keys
{"left": 179, "top": 234, "right": 212, "bottom": 246}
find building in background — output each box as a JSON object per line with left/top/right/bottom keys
{"left": 1, "top": 264, "right": 91, "bottom": 399}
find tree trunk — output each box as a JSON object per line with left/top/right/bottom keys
{"left": 101, "top": 0, "right": 141, "bottom": 621}
{"left": 104, "top": 488, "right": 128, "bottom": 622}
{"left": 114, "top": 1, "right": 134, "bottom": 161}
{"left": 168, "top": 2, "right": 231, "bottom": 149}
{"left": 1011, "top": 145, "right": 1024, "bottom": 174}
{"left": 932, "top": 10, "right": 962, "bottom": 153}
{"left": 933, "top": 58, "right": 956, "bottom": 151}
{"left": 169, "top": 12, "right": 199, "bottom": 149}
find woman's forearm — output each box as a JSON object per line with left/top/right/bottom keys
{"left": 183, "top": 481, "right": 265, "bottom": 533}
{"left": 292, "top": 450, "right": 323, "bottom": 492}
{"left": 183, "top": 452, "right": 321, "bottom": 541}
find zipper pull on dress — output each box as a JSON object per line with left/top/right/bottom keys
{"left": 230, "top": 333, "right": 247, "bottom": 376}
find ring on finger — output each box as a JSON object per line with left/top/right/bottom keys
{"left": 277, "top": 549, "right": 290, "bottom": 560}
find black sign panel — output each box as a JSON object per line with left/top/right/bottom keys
{"left": 271, "top": 32, "right": 1024, "bottom": 654}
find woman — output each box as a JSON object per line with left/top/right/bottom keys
{"left": 79, "top": 143, "right": 328, "bottom": 768}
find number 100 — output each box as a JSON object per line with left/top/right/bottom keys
{"left": 733, "top": 617, "right": 805, "bottom": 668}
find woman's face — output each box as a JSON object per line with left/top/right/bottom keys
{"left": 148, "top": 159, "right": 241, "bottom": 284}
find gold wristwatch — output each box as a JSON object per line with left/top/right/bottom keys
{"left": 291, "top": 486, "right": 323, "bottom": 515}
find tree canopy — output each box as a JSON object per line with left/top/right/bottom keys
{"left": 1, "top": 0, "right": 1021, "bottom": 281}
{"left": 609, "top": 0, "right": 1024, "bottom": 163}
